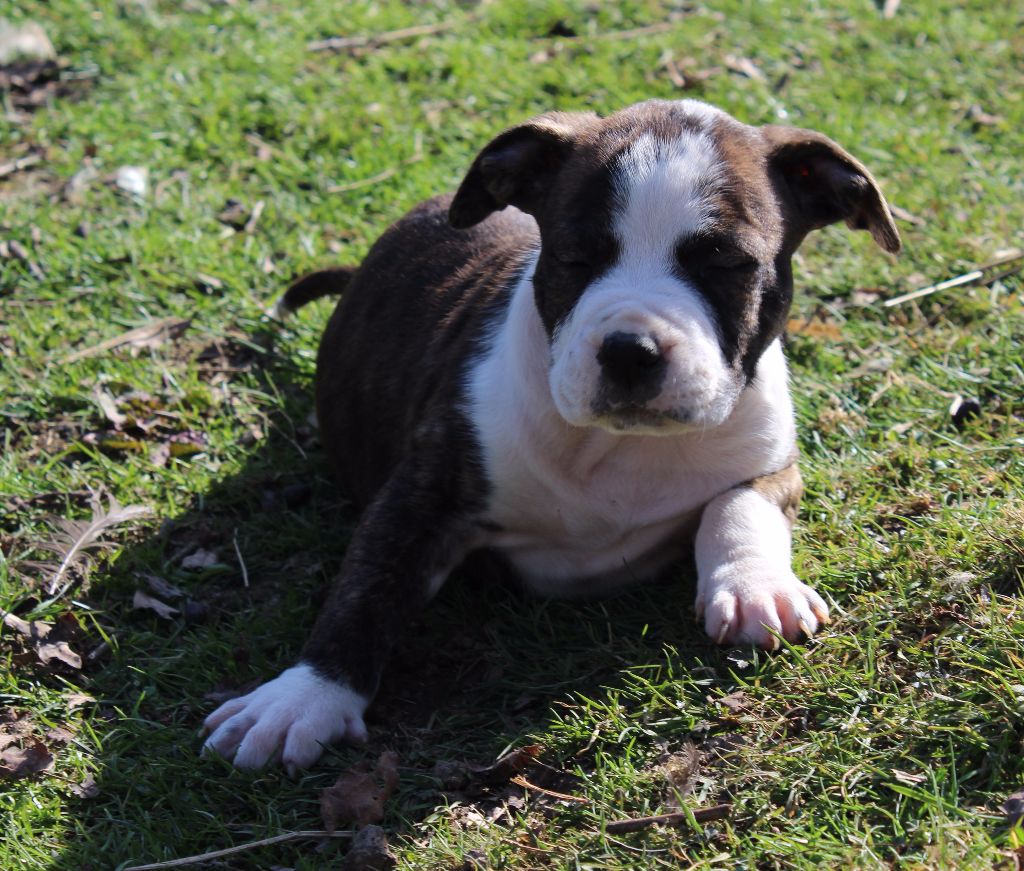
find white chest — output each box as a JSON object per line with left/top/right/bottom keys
{"left": 465, "top": 275, "right": 796, "bottom": 596}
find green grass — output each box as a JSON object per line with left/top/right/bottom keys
{"left": 2, "top": 0, "right": 1023, "bottom": 868}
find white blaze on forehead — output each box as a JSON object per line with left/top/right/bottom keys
{"left": 612, "top": 126, "right": 721, "bottom": 264}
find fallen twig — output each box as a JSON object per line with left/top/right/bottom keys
{"left": 556, "top": 22, "right": 676, "bottom": 41}
{"left": 121, "top": 829, "right": 355, "bottom": 870}
{"left": 309, "top": 20, "right": 461, "bottom": 53}
{"left": 232, "top": 529, "right": 250, "bottom": 589}
{"left": 883, "top": 250, "right": 1024, "bottom": 308}
{"left": 510, "top": 774, "right": 590, "bottom": 803}
{"left": 0, "top": 153, "right": 42, "bottom": 179}
{"left": 328, "top": 134, "right": 423, "bottom": 194}
{"left": 63, "top": 316, "right": 191, "bottom": 363}
{"left": 604, "top": 803, "right": 731, "bottom": 833}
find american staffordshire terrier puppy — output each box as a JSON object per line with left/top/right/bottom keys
{"left": 202, "top": 99, "right": 900, "bottom": 772}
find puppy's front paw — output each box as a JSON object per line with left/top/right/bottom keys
{"left": 696, "top": 561, "right": 829, "bottom": 649}
{"left": 201, "top": 663, "right": 368, "bottom": 773}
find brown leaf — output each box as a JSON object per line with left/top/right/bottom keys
{"left": 36, "top": 640, "right": 82, "bottom": 669}
{"left": 64, "top": 692, "right": 94, "bottom": 710}
{"left": 0, "top": 740, "right": 54, "bottom": 779}
{"left": 1, "top": 609, "right": 43, "bottom": 639}
{"left": 149, "top": 442, "right": 172, "bottom": 467}
{"left": 1003, "top": 787, "right": 1024, "bottom": 826}
{"left": 967, "top": 104, "right": 1003, "bottom": 127}
{"left": 44, "top": 725, "right": 76, "bottom": 745}
{"left": 70, "top": 773, "right": 100, "bottom": 799}
{"left": 140, "top": 572, "right": 184, "bottom": 600}
{"left": 724, "top": 54, "right": 766, "bottom": 81}
{"left": 717, "top": 691, "right": 750, "bottom": 714}
{"left": 321, "top": 751, "right": 400, "bottom": 832}
{"left": 787, "top": 316, "right": 842, "bottom": 341}
{"left": 0, "top": 708, "right": 35, "bottom": 751}
{"left": 132, "top": 589, "right": 179, "bottom": 620}
{"left": 471, "top": 744, "right": 542, "bottom": 786}
{"left": 93, "top": 387, "right": 127, "bottom": 429}
{"left": 180, "top": 547, "right": 219, "bottom": 569}
{"left": 339, "top": 824, "right": 396, "bottom": 871}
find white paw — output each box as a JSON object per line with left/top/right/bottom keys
{"left": 201, "top": 663, "right": 369, "bottom": 773}
{"left": 696, "top": 560, "right": 829, "bottom": 649}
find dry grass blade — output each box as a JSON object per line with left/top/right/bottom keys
{"left": 120, "top": 830, "right": 355, "bottom": 871}
{"left": 37, "top": 494, "right": 151, "bottom": 599}
{"left": 63, "top": 316, "right": 191, "bottom": 363}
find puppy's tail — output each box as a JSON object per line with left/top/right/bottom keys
{"left": 267, "top": 267, "right": 356, "bottom": 320}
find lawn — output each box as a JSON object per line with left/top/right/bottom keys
{"left": 1, "top": 1, "right": 1022, "bottom": 868}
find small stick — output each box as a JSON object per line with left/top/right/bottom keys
{"left": 121, "top": 830, "right": 354, "bottom": 870}
{"left": 63, "top": 316, "right": 191, "bottom": 363}
{"left": 328, "top": 137, "right": 423, "bottom": 195}
{"left": 883, "top": 250, "right": 1024, "bottom": 308}
{"left": 244, "top": 199, "right": 265, "bottom": 234}
{"left": 604, "top": 803, "right": 731, "bottom": 834}
{"left": 232, "top": 529, "right": 250, "bottom": 589}
{"left": 309, "top": 20, "right": 460, "bottom": 53}
{"left": 557, "top": 22, "right": 675, "bottom": 41}
{"left": 0, "top": 153, "right": 42, "bottom": 179}
{"left": 510, "top": 774, "right": 590, "bottom": 803}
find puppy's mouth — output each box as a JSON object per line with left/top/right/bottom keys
{"left": 590, "top": 403, "right": 692, "bottom": 435}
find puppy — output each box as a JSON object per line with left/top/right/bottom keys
{"left": 202, "top": 99, "right": 900, "bottom": 772}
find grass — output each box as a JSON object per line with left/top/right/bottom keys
{"left": 1, "top": 0, "right": 1023, "bottom": 868}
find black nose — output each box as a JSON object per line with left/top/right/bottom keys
{"left": 597, "top": 331, "right": 664, "bottom": 390}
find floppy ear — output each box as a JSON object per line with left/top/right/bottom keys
{"left": 762, "top": 125, "right": 901, "bottom": 254}
{"left": 449, "top": 111, "right": 598, "bottom": 229}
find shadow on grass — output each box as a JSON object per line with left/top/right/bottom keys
{"left": 42, "top": 320, "right": 736, "bottom": 871}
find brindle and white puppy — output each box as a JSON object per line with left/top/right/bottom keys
{"left": 202, "top": 99, "right": 900, "bottom": 773}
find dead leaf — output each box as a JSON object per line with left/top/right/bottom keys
{"left": 36, "top": 640, "right": 82, "bottom": 669}
{"left": 967, "top": 104, "right": 1003, "bottom": 127}
{"left": 889, "top": 204, "right": 925, "bottom": 226}
{"left": 340, "top": 824, "right": 396, "bottom": 871}
{"left": 140, "top": 572, "right": 184, "bottom": 600}
{"left": 44, "top": 725, "right": 76, "bottom": 745}
{"left": 321, "top": 751, "right": 400, "bottom": 832}
{"left": 1, "top": 609, "right": 38, "bottom": 639}
{"left": 180, "top": 547, "right": 219, "bottom": 570}
{"left": 114, "top": 165, "right": 147, "bottom": 199}
{"left": 0, "top": 20, "right": 56, "bottom": 64}
{"left": 0, "top": 709, "right": 35, "bottom": 751}
{"left": 93, "top": 387, "right": 127, "bottom": 429}
{"left": 193, "top": 272, "right": 224, "bottom": 293}
{"left": 892, "top": 769, "right": 927, "bottom": 785}
{"left": 787, "top": 316, "right": 843, "bottom": 341}
{"left": 64, "top": 692, "right": 94, "bottom": 710}
{"left": 724, "top": 54, "right": 766, "bottom": 81}
{"left": 150, "top": 442, "right": 171, "bottom": 467}
{"left": 471, "top": 744, "right": 543, "bottom": 786}
{"left": 0, "top": 740, "right": 54, "bottom": 779}
{"left": 132, "top": 589, "right": 179, "bottom": 620}
{"left": 717, "top": 691, "right": 750, "bottom": 714}
{"left": 1003, "top": 788, "right": 1024, "bottom": 827}
{"left": 70, "top": 773, "right": 100, "bottom": 799}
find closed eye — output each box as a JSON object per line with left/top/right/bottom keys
{"left": 676, "top": 239, "right": 758, "bottom": 275}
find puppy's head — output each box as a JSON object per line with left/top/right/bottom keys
{"left": 450, "top": 100, "right": 900, "bottom": 434}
